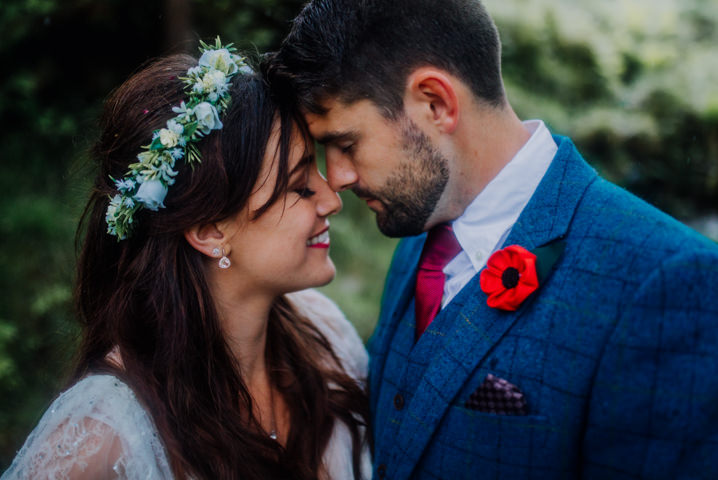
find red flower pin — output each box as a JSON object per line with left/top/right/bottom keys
{"left": 480, "top": 245, "right": 540, "bottom": 311}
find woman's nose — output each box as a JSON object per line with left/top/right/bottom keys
{"left": 315, "top": 171, "right": 343, "bottom": 217}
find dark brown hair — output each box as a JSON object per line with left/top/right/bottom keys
{"left": 268, "top": 0, "right": 504, "bottom": 118}
{"left": 73, "top": 53, "right": 368, "bottom": 479}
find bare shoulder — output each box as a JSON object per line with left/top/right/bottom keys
{"left": 286, "top": 289, "right": 368, "bottom": 381}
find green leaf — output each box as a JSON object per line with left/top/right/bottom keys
{"left": 149, "top": 136, "right": 163, "bottom": 151}
{"left": 184, "top": 121, "right": 199, "bottom": 138}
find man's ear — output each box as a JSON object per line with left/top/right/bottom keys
{"left": 404, "top": 67, "right": 459, "bottom": 134}
{"left": 184, "top": 222, "right": 229, "bottom": 258}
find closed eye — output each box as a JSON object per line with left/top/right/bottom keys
{"left": 295, "top": 187, "right": 316, "bottom": 198}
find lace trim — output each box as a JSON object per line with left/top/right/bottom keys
{"left": 2, "top": 375, "right": 172, "bottom": 479}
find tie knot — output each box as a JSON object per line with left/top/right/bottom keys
{"left": 419, "top": 223, "right": 462, "bottom": 271}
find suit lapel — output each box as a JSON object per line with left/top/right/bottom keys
{"left": 388, "top": 136, "right": 599, "bottom": 479}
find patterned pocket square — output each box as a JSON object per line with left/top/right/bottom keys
{"left": 464, "top": 373, "right": 528, "bottom": 415}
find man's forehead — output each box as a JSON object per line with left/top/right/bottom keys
{"left": 304, "top": 100, "right": 349, "bottom": 140}
{"left": 303, "top": 97, "right": 346, "bottom": 122}
{"left": 304, "top": 98, "right": 377, "bottom": 133}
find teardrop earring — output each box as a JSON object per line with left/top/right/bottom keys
{"left": 218, "top": 249, "right": 231, "bottom": 269}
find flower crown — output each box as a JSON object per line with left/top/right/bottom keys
{"left": 105, "top": 37, "right": 249, "bottom": 240}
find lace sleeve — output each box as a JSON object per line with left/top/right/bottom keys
{"left": 2, "top": 375, "right": 173, "bottom": 479}
{"left": 286, "top": 289, "right": 368, "bottom": 382}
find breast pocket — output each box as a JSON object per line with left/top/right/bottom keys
{"left": 416, "top": 401, "right": 577, "bottom": 480}
{"left": 419, "top": 403, "right": 554, "bottom": 477}
{"left": 443, "top": 403, "right": 550, "bottom": 449}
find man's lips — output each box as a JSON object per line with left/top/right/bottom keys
{"left": 352, "top": 187, "right": 383, "bottom": 209}
{"left": 307, "top": 228, "right": 330, "bottom": 248}
{"left": 360, "top": 197, "right": 382, "bottom": 210}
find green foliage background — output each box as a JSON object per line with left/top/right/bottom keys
{"left": 0, "top": 0, "right": 716, "bottom": 469}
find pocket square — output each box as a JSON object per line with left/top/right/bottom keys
{"left": 464, "top": 373, "right": 528, "bottom": 415}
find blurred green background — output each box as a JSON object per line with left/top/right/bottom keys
{"left": 1, "top": 0, "right": 716, "bottom": 469}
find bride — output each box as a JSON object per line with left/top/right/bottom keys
{"left": 2, "top": 39, "right": 369, "bottom": 479}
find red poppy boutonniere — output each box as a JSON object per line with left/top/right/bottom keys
{"left": 480, "top": 241, "right": 565, "bottom": 311}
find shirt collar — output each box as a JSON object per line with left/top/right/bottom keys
{"left": 450, "top": 119, "right": 557, "bottom": 272}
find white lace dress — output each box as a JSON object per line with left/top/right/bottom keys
{"left": 2, "top": 289, "right": 370, "bottom": 479}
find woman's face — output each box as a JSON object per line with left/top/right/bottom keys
{"left": 223, "top": 125, "right": 342, "bottom": 297}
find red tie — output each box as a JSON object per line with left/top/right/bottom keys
{"left": 415, "top": 224, "right": 462, "bottom": 338}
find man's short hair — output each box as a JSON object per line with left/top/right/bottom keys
{"left": 269, "top": 0, "right": 504, "bottom": 118}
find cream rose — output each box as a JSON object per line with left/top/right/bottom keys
{"left": 159, "top": 128, "right": 179, "bottom": 148}
{"left": 198, "top": 49, "right": 238, "bottom": 75}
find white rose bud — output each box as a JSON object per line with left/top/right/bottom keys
{"left": 194, "top": 102, "right": 223, "bottom": 134}
{"left": 134, "top": 179, "right": 168, "bottom": 211}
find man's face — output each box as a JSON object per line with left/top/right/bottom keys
{"left": 305, "top": 99, "right": 450, "bottom": 237}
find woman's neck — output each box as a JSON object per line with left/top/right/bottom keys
{"left": 207, "top": 272, "right": 290, "bottom": 443}
{"left": 213, "top": 288, "right": 273, "bottom": 380}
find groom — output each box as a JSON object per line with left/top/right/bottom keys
{"left": 269, "top": 0, "right": 718, "bottom": 478}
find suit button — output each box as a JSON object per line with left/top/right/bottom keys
{"left": 377, "top": 464, "right": 387, "bottom": 479}
{"left": 393, "top": 393, "right": 404, "bottom": 410}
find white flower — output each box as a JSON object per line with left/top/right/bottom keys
{"left": 106, "top": 194, "right": 122, "bottom": 221}
{"left": 136, "top": 151, "right": 157, "bottom": 165}
{"left": 172, "top": 101, "right": 191, "bottom": 121}
{"left": 211, "top": 70, "right": 227, "bottom": 90}
{"left": 134, "top": 179, "right": 168, "bottom": 211}
{"left": 159, "top": 128, "right": 180, "bottom": 147}
{"left": 158, "top": 161, "right": 179, "bottom": 185}
{"left": 193, "top": 102, "right": 223, "bottom": 134}
{"left": 198, "top": 48, "right": 238, "bottom": 75}
{"left": 115, "top": 178, "right": 136, "bottom": 193}
{"left": 169, "top": 148, "right": 184, "bottom": 160}
{"left": 166, "top": 119, "right": 184, "bottom": 135}
{"left": 201, "top": 70, "right": 226, "bottom": 93}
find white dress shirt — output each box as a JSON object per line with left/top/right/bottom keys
{"left": 442, "top": 119, "right": 557, "bottom": 307}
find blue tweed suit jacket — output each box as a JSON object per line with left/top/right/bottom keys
{"left": 368, "top": 136, "right": 718, "bottom": 479}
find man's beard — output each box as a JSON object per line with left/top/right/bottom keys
{"left": 353, "top": 119, "right": 449, "bottom": 237}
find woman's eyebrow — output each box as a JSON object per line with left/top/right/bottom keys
{"left": 289, "top": 153, "right": 315, "bottom": 176}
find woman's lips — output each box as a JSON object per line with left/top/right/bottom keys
{"left": 307, "top": 229, "right": 330, "bottom": 248}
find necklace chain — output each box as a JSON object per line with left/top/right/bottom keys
{"left": 268, "top": 383, "right": 278, "bottom": 441}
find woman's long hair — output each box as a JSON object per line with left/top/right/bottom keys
{"left": 73, "top": 53, "right": 368, "bottom": 479}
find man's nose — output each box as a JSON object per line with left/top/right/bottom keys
{"left": 326, "top": 151, "right": 359, "bottom": 192}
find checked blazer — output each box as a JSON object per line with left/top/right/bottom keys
{"left": 368, "top": 136, "right": 718, "bottom": 480}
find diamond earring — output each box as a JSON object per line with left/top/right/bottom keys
{"left": 218, "top": 249, "right": 231, "bottom": 269}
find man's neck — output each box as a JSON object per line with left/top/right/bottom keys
{"left": 431, "top": 104, "right": 531, "bottom": 226}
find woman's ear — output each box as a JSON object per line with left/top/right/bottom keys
{"left": 184, "top": 222, "right": 228, "bottom": 258}
{"left": 404, "top": 67, "right": 459, "bottom": 134}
